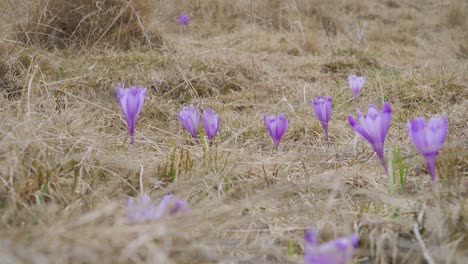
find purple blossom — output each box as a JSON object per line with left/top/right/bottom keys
{"left": 304, "top": 229, "right": 359, "bottom": 264}
{"left": 264, "top": 113, "right": 289, "bottom": 152}
{"left": 348, "top": 75, "right": 366, "bottom": 103}
{"left": 312, "top": 96, "right": 333, "bottom": 142}
{"left": 177, "top": 105, "right": 201, "bottom": 144}
{"left": 408, "top": 115, "right": 448, "bottom": 181}
{"left": 203, "top": 108, "right": 220, "bottom": 145}
{"left": 179, "top": 13, "right": 190, "bottom": 26}
{"left": 126, "top": 194, "right": 190, "bottom": 224}
{"left": 348, "top": 102, "right": 392, "bottom": 176}
{"left": 116, "top": 86, "right": 147, "bottom": 144}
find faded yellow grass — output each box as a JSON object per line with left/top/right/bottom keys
{"left": 0, "top": 0, "right": 467, "bottom": 263}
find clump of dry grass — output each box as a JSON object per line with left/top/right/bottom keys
{"left": 0, "top": 0, "right": 467, "bottom": 263}
{"left": 445, "top": 0, "right": 467, "bottom": 28}
{"left": 12, "top": 0, "right": 160, "bottom": 49}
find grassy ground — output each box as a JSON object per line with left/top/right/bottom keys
{"left": 0, "top": 0, "right": 467, "bottom": 263}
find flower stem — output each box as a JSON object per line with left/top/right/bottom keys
{"left": 424, "top": 153, "right": 438, "bottom": 182}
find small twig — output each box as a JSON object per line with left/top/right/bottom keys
{"left": 26, "top": 64, "right": 37, "bottom": 116}
{"left": 413, "top": 208, "right": 435, "bottom": 264}
{"left": 139, "top": 163, "right": 144, "bottom": 196}
{"left": 321, "top": 17, "right": 336, "bottom": 55}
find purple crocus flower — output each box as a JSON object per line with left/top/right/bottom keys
{"left": 312, "top": 96, "right": 333, "bottom": 142}
{"left": 304, "top": 229, "right": 359, "bottom": 264}
{"left": 203, "top": 108, "right": 220, "bottom": 145}
{"left": 408, "top": 115, "right": 448, "bottom": 181}
{"left": 177, "top": 105, "right": 201, "bottom": 144}
{"left": 348, "top": 102, "right": 392, "bottom": 176}
{"left": 348, "top": 75, "right": 366, "bottom": 103}
{"left": 116, "top": 86, "right": 147, "bottom": 144}
{"left": 264, "top": 113, "right": 289, "bottom": 152}
{"left": 126, "top": 194, "right": 190, "bottom": 224}
{"left": 179, "top": 13, "right": 190, "bottom": 26}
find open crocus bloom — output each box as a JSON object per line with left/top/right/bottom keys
{"left": 203, "top": 108, "right": 220, "bottom": 145}
{"left": 116, "top": 86, "right": 147, "bottom": 144}
{"left": 264, "top": 113, "right": 289, "bottom": 152}
{"left": 348, "top": 75, "right": 366, "bottom": 102}
{"left": 177, "top": 105, "right": 201, "bottom": 144}
{"left": 126, "top": 194, "right": 190, "bottom": 224}
{"left": 304, "top": 229, "right": 359, "bottom": 264}
{"left": 408, "top": 115, "right": 448, "bottom": 181}
{"left": 313, "top": 96, "right": 333, "bottom": 142}
{"left": 348, "top": 102, "right": 392, "bottom": 176}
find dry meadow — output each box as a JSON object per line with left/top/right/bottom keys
{"left": 0, "top": 0, "right": 467, "bottom": 263}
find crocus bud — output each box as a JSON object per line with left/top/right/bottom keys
{"left": 177, "top": 105, "right": 201, "bottom": 144}
{"left": 116, "top": 86, "right": 147, "bottom": 144}
{"left": 312, "top": 96, "right": 333, "bottom": 142}
{"left": 179, "top": 14, "right": 190, "bottom": 26}
{"left": 264, "top": 113, "right": 289, "bottom": 152}
{"left": 126, "top": 194, "right": 190, "bottom": 224}
{"left": 348, "top": 75, "right": 366, "bottom": 103}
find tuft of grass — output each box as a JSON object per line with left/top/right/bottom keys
{"left": 445, "top": 0, "right": 467, "bottom": 27}
{"left": 12, "top": 0, "right": 161, "bottom": 49}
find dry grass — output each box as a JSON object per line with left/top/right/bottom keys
{"left": 0, "top": 0, "right": 467, "bottom": 263}
{"left": 8, "top": 0, "right": 159, "bottom": 49}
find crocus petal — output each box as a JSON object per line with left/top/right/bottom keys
{"left": 408, "top": 118, "right": 428, "bottom": 152}
{"left": 305, "top": 229, "right": 319, "bottom": 246}
{"left": 137, "top": 88, "right": 147, "bottom": 117}
{"left": 170, "top": 198, "right": 191, "bottom": 215}
{"left": 325, "top": 96, "right": 333, "bottom": 121}
{"left": 349, "top": 115, "right": 372, "bottom": 144}
{"left": 203, "top": 108, "right": 220, "bottom": 142}
{"left": 276, "top": 114, "right": 289, "bottom": 142}
{"left": 116, "top": 87, "right": 128, "bottom": 116}
{"left": 427, "top": 115, "right": 448, "bottom": 151}
{"left": 380, "top": 102, "right": 392, "bottom": 138}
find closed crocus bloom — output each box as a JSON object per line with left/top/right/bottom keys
{"left": 313, "top": 96, "right": 333, "bottom": 142}
{"left": 116, "top": 86, "right": 147, "bottom": 144}
{"left": 408, "top": 115, "right": 448, "bottom": 181}
{"left": 203, "top": 108, "right": 220, "bottom": 145}
{"left": 264, "top": 113, "right": 289, "bottom": 152}
{"left": 179, "top": 14, "right": 190, "bottom": 26}
{"left": 154, "top": 194, "right": 191, "bottom": 218}
{"left": 126, "top": 194, "right": 157, "bottom": 224}
{"left": 348, "top": 75, "right": 366, "bottom": 102}
{"left": 178, "top": 105, "right": 201, "bottom": 144}
{"left": 348, "top": 102, "right": 392, "bottom": 176}
{"left": 126, "top": 194, "right": 190, "bottom": 224}
{"left": 304, "top": 229, "right": 359, "bottom": 264}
